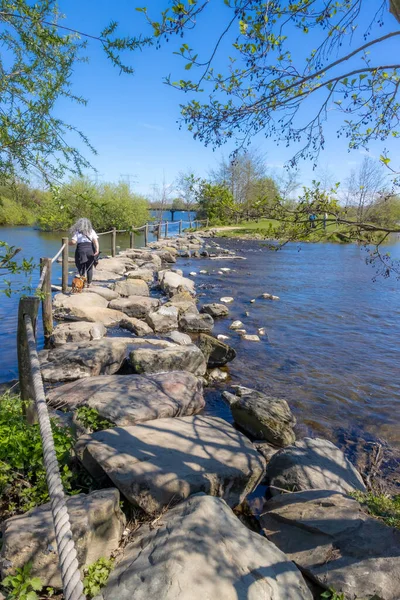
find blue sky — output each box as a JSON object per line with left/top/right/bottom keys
{"left": 55, "top": 1, "right": 400, "bottom": 196}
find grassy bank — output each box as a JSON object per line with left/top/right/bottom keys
{"left": 213, "top": 219, "right": 351, "bottom": 243}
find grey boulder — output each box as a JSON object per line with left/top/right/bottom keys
{"left": 50, "top": 321, "right": 106, "bottom": 346}
{"left": 0, "top": 489, "right": 125, "bottom": 588}
{"left": 147, "top": 306, "right": 179, "bottom": 333}
{"left": 39, "top": 338, "right": 129, "bottom": 382}
{"left": 164, "top": 331, "right": 192, "bottom": 345}
{"left": 126, "top": 268, "right": 154, "bottom": 282}
{"left": 266, "top": 437, "right": 366, "bottom": 495}
{"left": 76, "top": 416, "right": 266, "bottom": 515}
{"left": 53, "top": 293, "right": 125, "bottom": 326}
{"left": 113, "top": 280, "right": 149, "bottom": 297}
{"left": 108, "top": 296, "right": 160, "bottom": 319}
{"left": 120, "top": 316, "right": 153, "bottom": 336}
{"left": 160, "top": 271, "right": 195, "bottom": 296}
{"left": 201, "top": 303, "right": 229, "bottom": 318}
{"left": 197, "top": 333, "right": 236, "bottom": 367}
{"left": 97, "top": 494, "right": 312, "bottom": 600}
{"left": 46, "top": 372, "right": 205, "bottom": 426}
{"left": 83, "top": 286, "right": 120, "bottom": 301}
{"left": 179, "top": 312, "right": 214, "bottom": 333}
{"left": 261, "top": 489, "right": 400, "bottom": 600}
{"left": 130, "top": 344, "right": 206, "bottom": 376}
{"left": 223, "top": 387, "right": 296, "bottom": 447}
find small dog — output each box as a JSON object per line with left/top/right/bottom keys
{"left": 71, "top": 274, "right": 87, "bottom": 294}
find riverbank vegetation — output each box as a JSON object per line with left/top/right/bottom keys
{"left": 0, "top": 179, "right": 149, "bottom": 231}
{"left": 0, "top": 393, "right": 91, "bottom": 521}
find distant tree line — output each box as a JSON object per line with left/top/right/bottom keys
{"left": 0, "top": 178, "right": 149, "bottom": 231}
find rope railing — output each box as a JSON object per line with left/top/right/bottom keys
{"left": 24, "top": 314, "right": 85, "bottom": 600}
{"left": 35, "top": 264, "right": 48, "bottom": 293}
{"left": 51, "top": 243, "right": 66, "bottom": 264}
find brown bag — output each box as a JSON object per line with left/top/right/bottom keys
{"left": 71, "top": 275, "right": 87, "bottom": 294}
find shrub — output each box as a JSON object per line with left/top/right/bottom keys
{"left": 0, "top": 393, "right": 90, "bottom": 519}
{"left": 352, "top": 491, "right": 400, "bottom": 528}
{"left": 0, "top": 197, "right": 36, "bottom": 226}
{"left": 83, "top": 557, "right": 115, "bottom": 598}
{"left": 76, "top": 406, "right": 114, "bottom": 432}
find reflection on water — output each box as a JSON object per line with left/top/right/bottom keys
{"left": 1, "top": 228, "right": 399, "bottom": 486}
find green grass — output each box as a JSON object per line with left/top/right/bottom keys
{"left": 351, "top": 491, "right": 400, "bottom": 529}
{"left": 214, "top": 218, "right": 350, "bottom": 243}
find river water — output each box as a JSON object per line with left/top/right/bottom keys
{"left": 1, "top": 227, "right": 399, "bottom": 488}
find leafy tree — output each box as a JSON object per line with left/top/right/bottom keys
{"left": 0, "top": 0, "right": 150, "bottom": 184}
{"left": 36, "top": 178, "right": 149, "bottom": 231}
{"left": 195, "top": 181, "right": 236, "bottom": 224}
{"left": 175, "top": 170, "right": 200, "bottom": 224}
{"left": 0, "top": 0, "right": 151, "bottom": 286}
{"left": 137, "top": 1, "right": 400, "bottom": 168}
{"left": 135, "top": 1, "right": 400, "bottom": 276}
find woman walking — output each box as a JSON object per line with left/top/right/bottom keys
{"left": 69, "top": 218, "right": 99, "bottom": 287}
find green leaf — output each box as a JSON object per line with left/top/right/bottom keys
{"left": 185, "top": 62, "right": 193, "bottom": 70}
{"left": 29, "top": 578, "right": 43, "bottom": 591}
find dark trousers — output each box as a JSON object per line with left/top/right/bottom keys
{"left": 75, "top": 242, "right": 94, "bottom": 284}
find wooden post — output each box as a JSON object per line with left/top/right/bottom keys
{"left": 144, "top": 223, "right": 148, "bottom": 247}
{"left": 17, "top": 296, "right": 40, "bottom": 424}
{"left": 111, "top": 227, "right": 116, "bottom": 257}
{"left": 130, "top": 229, "right": 134, "bottom": 249}
{"left": 40, "top": 257, "right": 53, "bottom": 344}
{"left": 165, "top": 222, "right": 168, "bottom": 238}
{"left": 62, "top": 237, "right": 68, "bottom": 293}
{"left": 156, "top": 223, "right": 160, "bottom": 241}
{"left": 206, "top": 218, "right": 209, "bottom": 228}
{"left": 179, "top": 220, "right": 182, "bottom": 235}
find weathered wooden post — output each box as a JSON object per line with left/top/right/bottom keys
{"left": 156, "top": 223, "right": 161, "bottom": 241}
{"left": 179, "top": 220, "right": 182, "bottom": 235}
{"left": 111, "top": 228, "right": 117, "bottom": 257}
{"left": 40, "top": 257, "right": 53, "bottom": 343}
{"left": 130, "top": 228, "right": 135, "bottom": 249}
{"left": 144, "top": 223, "right": 148, "bottom": 247}
{"left": 165, "top": 221, "right": 168, "bottom": 238}
{"left": 61, "top": 237, "right": 68, "bottom": 293}
{"left": 17, "top": 296, "right": 40, "bottom": 424}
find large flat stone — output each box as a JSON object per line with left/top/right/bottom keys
{"left": 50, "top": 321, "right": 106, "bottom": 346}
{"left": 39, "top": 338, "right": 130, "bottom": 382}
{"left": 54, "top": 293, "right": 126, "bottom": 326}
{"left": 0, "top": 489, "right": 125, "bottom": 588}
{"left": 76, "top": 416, "right": 266, "bottom": 515}
{"left": 266, "top": 437, "right": 366, "bottom": 495}
{"left": 129, "top": 344, "right": 206, "bottom": 376}
{"left": 223, "top": 387, "right": 296, "bottom": 447}
{"left": 113, "top": 280, "right": 149, "bottom": 297}
{"left": 97, "top": 494, "right": 312, "bottom": 600}
{"left": 83, "top": 286, "right": 120, "bottom": 301}
{"left": 46, "top": 372, "right": 205, "bottom": 426}
{"left": 53, "top": 292, "right": 108, "bottom": 310}
{"left": 109, "top": 296, "right": 160, "bottom": 319}
{"left": 126, "top": 268, "right": 154, "bottom": 282}
{"left": 93, "top": 270, "right": 124, "bottom": 282}
{"left": 261, "top": 489, "right": 400, "bottom": 600}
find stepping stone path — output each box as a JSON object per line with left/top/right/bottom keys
{"left": 75, "top": 416, "right": 266, "bottom": 515}
{"left": 14, "top": 231, "right": 348, "bottom": 598}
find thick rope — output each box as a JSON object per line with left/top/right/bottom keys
{"left": 24, "top": 315, "right": 85, "bottom": 600}
{"left": 51, "top": 243, "right": 66, "bottom": 264}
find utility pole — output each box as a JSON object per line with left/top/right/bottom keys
{"left": 119, "top": 174, "right": 136, "bottom": 189}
